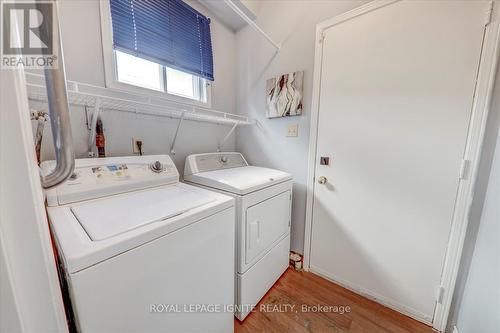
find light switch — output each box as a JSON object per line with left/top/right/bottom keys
{"left": 286, "top": 124, "right": 298, "bottom": 137}
{"left": 320, "top": 156, "right": 330, "bottom": 165}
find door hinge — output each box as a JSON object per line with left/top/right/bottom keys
{"left": 485, "top": 0, "right": 494, "bottom": 26}
{"left": 435, "top": 286, "right": 444, "bottom": 304}
{"left": 459, "top": 159, "right": 470, "bottom": 180}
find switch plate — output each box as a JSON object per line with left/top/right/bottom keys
{"left": 286, "top": 124, "right": 298, "bottom": 137}
{"left": 132, "top": 138, "right": 142, "bottom": 154}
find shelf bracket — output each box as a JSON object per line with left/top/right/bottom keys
{"left": 224, "top": 0, "right": 281, "bottom": 52}
{"left": 218, "top": 121, "right": 239, "bottom": 152}
{"left": 170, "top": 111, "right": 186, "bottom": 155}
{"left": 87, "top": 98, "right": 101, "bottom": 157}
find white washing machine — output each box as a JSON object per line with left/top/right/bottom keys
{"left": 184, "top": 152, "right": 292, "bottom": 320}
{"left": 42, "top": 155, "right": 235, "bottom": 333}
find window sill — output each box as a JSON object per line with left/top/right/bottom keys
{"left": 105, "top": 79, "right": 212, "bottom": 109}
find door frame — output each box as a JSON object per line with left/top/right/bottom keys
{"left": 303, "top": 0, "right": 500, "bottom": 331}
{"left": 0, "top": 5, "right": 68, "bottom": 330}
{"left": 0, "top": 67, "right": 69, "bottom": 331}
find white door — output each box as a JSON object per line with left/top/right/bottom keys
{"left": 309, "top": 0, "right": 488, "bottom": 323}
{"left": 245, "top": 191, "right": 291, "bottom": 264}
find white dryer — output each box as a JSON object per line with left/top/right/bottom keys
{"left": 184, "top": 152, "right": 292, "bottom": 320}
{"left": 43, "top": 155, "right": 235, "bottom": 333}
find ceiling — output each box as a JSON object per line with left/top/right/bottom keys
{"left": 198, "top": 0, "right": 259, "bottom": 31}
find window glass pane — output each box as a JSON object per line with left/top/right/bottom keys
{"left": 166, "top": 67, "right": 196, "bottom": 99}
{"left": 116, "top": 51, "right": 162, "bottom": 91}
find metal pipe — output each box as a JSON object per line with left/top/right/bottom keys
{"left": 224, "top": 0, "right": 281, "bottom": 51}
{"left": 38, "top": 1, "right": 75, "bottom": 188}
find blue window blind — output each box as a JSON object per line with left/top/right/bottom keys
{"left": 110, "top": 0, "right": 214, "bottom": 81}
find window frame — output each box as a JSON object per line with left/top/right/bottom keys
{"left": 99, "top": 0, "right": 212, "bottom": 107}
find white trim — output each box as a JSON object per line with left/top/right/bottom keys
{"left": 303, "top": 1, "right": 500, "bottom": 331}
{"left": 314, "top": 0, "right": 398, "bottom": 31}
{"left": 302, "top": 14, "right": 324, "bottom": 272}
{"left": 0, "top": 63, "right": 68, "bottom": 333}
{"left": 432, "top": 3, "right": 500, "bottom": 331}
{"left": 310, "top": 265, "right": 433, "bottom": 324}
{"left": 98, "top": 0, "right": 212, "bottom": 108}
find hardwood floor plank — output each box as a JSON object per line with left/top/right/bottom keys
{"left": 309, "top": 273, "right": 434, "bottom": 333}
{"left": 282, "top": 270, "right": 398, "bottom": 332}
{"left": 277, "top": 274, "right": 390, "bottom": 333}
{"left": 235, "top": 268, "right": 434, "bottom": 333}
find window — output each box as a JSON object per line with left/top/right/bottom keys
{"left": 101, "top": 0, "right": 214, "bottom": 104}
{"left": 115, "top": 50, "right": 207, "bottom": 101}
{"left": 115, "top": 51, "right": 163, "bottom": 92}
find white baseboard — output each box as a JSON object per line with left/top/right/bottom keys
{"left": 310, "top": 266, "right": 433, "bottom": 325}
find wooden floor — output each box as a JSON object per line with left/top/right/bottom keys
{"left": 235, "top": 268, "right": 434, "bottom": 333}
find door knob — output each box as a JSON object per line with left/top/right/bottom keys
{"left": 317, "top": 176, "right": 327, "bottom": 184}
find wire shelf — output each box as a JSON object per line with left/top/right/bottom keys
{"left": 25, "top": 73, "right": 255, "bottom": 126}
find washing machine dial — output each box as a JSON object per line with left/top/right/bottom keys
{"left": 150, "top": 161, "right": 163, "bottom": 173}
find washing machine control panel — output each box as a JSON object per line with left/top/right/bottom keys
{"left": 184, "top": 152, "right": 248, "bottom": 175}
{"left": 42, "top": 155, "right": 179, "bottom": 206}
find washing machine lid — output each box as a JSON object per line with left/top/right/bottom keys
{"left": 185, "top": 166, "right": 292, "bottom": 195}
{"left": 71, "top": 185, "right": 215, "bottom": 241}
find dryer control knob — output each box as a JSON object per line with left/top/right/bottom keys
{"left": 150, "top": 161, "right": 163, "bottom": 173}
{"left": 220, "top": 156, "right": 228, "bottom": 163}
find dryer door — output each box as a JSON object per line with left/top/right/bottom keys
{"left": 245, "top": 191, "right": 291, "bottom": 265}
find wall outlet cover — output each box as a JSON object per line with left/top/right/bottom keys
{"left": 286, "top": 124, "right": 298, "bottom": 137}
{"left": 132, "top": 138, "right": 142, "bottom": 154}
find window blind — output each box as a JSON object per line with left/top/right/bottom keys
{"left": 110, "top": 0, "right": 214, "bottom": 81}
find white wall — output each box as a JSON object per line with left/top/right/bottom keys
{"left": 235, "top": 0, "right": 368, "bottom": 253}
{"left": 32, "top": 0, "right": 237, "bottom": 174}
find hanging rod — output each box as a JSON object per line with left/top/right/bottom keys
{"left": 224, "top": 0, "right": 281, "bottom": 51}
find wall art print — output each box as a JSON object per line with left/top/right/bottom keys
{"left": 266, "top": 71, "right": 303, "bottom": 118}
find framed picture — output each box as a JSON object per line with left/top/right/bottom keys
{"left": 266, "top": 71, "right": 304, "bottom": 118}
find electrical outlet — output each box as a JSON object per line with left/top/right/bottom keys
{"left": 286, "top": 124, "right": 298, "bottom": 137}
{"left": 132, "top": 138, "right": 142, "bottom": 154}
